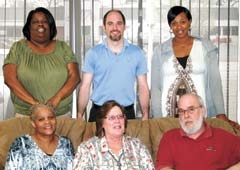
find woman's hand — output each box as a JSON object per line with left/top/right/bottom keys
{"left": 47, "top": 95, "right": 62, "bottom": 109}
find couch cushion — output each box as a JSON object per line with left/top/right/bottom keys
{"left": 82, "top": 122, "right": 96, "bottom": 141}
{"left": 0, "top": 117, "right": 32, "bottom": 169}
{"left": 206, "top": 118, "right": 237, "bottom": 134}
{"left": 126, "top": 119, "right": 151, "bottom": 156}
{"left": 55, "top": 117, "right": 87, "bottom": 151}
{"left": 148, "top": 118, "right": 179, "bottom": 162}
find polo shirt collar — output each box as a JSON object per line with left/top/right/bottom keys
{"left": 103, "top": 38, "right": 130, "bottom": 49}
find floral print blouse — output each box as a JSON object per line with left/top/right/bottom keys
{"left": 5, "top": 135, "right": 74, "bottom": 170}
{"left": 72, "top": 135, "right": 155, "bottom": 170}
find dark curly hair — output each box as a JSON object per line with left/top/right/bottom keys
{"left": 22, "top": 7, "right": 57, "bottom": 40}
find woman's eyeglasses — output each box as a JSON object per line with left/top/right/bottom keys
{"left": 105, "top": 114, "right": 125, "bottom": 121}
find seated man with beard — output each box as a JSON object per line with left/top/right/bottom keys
{"left": 155, "top": 93, "right": 240, "bottom": 170}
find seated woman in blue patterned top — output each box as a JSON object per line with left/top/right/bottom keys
{"left": 5, "top": 103, "right": 74, "bottom": 169}
{"left": 73, "top": 100, "right": 154, "bottom": 170}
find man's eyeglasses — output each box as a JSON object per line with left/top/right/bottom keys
{"left": 177, "top": 106, "right": 202, "bottom": 116}
{"left": 105, "top": 114, "right": 125, "bottom": 121}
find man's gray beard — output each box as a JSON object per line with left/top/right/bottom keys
{"left": 180, "top": 115, "right": 203, "bottom": 135}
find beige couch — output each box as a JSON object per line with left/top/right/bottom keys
{"left": 0, "top": 117, "right": 239, "bottom": 169}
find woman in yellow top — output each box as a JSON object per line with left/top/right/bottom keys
{"left": 3, "top": 7, "right": 80, "bottom": 116}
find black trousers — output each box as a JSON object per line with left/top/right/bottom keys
{"left": 88, "top": 103, "right": 135, "bottom": 122}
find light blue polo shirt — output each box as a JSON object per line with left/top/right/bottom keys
{"left": 82, "top": 38, "right": 148, "bottom": 106}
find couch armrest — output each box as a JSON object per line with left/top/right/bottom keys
{"left": 0, "top": 117, "right": 32, "bottom": 168}
{"left": 55, "top": 117, "right": 87, "bottom": 151}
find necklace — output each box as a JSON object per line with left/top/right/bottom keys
{"left": 108, "top": 150, "right": 123, "bottom": 170}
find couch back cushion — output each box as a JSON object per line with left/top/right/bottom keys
{"left": 0, "top": 117, "right": 32, "bottom": 169}
{"left": 125, "top": 119, "right": 151, "bottom": 155}
{"left": 82, "top": 122, "right": 96, "bottom": 141}
{"left": 148, "top": 118, "right": 179, "bottom": 162}
{"left": 55, "top": 117, "right": 87, "bottom": 150}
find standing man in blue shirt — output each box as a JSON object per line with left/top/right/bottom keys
{"left": 77, "top": 9, "right": 149, "bottom": 122}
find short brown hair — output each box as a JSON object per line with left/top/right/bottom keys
{"left": 95, "top": 100, "right": 127, "bottom": 138}
{"left": 103, "top": 9, "right": 126, "bottom": 26}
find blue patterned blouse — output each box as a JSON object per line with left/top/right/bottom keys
{"left": 5, "top": 135, "right": 74, "bottom": 170}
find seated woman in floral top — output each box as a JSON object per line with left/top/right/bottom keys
{"left": 5, "top": 103, "right": 74, "bottom": 170}
{"left": 73, "top": 100, "right": 154, "bottom": 170}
